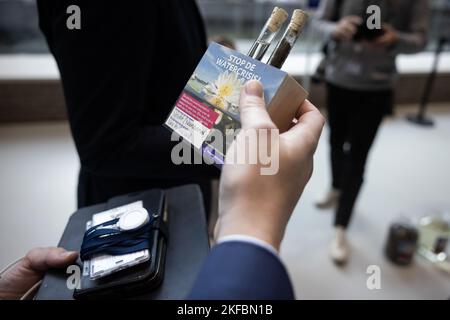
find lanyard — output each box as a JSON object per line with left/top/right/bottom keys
{"left": 80, "top": 208, "right": 158, "bottom": 261}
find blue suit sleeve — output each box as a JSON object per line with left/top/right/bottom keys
{"left": 187, "top": 241, "right": 295, "bottom": 300}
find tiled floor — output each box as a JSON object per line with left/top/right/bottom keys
{"left": 0, "top": 105, "right": 449, "bottom": 299}
{"left": 282, "top": 105, "right": 450, "bottom": 299}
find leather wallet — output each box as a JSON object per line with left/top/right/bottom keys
{"left": 73, "top": 189, "right": 168, "bottom": 299}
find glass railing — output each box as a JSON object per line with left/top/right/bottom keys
{"left": 0, "top": 0, "right": 448, "bottom": 54}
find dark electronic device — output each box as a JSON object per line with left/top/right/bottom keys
{"left": 385, "top": 222, "right": 418, "bottom": 266}
{"left": 73, "top": 189, "right": 168, "bottom": 299}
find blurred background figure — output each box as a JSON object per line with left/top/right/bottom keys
{"left": 312, "top": 0, "right": 430, "bottom": 265}
{"left": 35, "top": 1, "right": 219, "bottom": 212}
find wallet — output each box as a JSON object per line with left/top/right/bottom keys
{"left": 73, "top": 189, "right": 168, "bottom": 299}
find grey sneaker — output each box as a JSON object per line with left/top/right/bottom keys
{"left": 330, "top": 226, "right": 350, "bottom": 265}
{"left": 315, "top": 188, "right": 340, "bottom": 209}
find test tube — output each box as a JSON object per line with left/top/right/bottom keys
{"left": 267, "top": 9, "right": 308, "bottom": 69}
{"left": 247, "top": 7, "right": 289, "bottom": 61}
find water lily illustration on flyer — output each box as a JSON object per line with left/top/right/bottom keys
{"left": 165, "top": 42, "right": 286, "bottom": 166}
{"left": 203, "top": 71, "right": 243, "bottom": 116}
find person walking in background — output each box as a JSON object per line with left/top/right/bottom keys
{"left": 312, "top": 0, "right": 429, "bottom": 265}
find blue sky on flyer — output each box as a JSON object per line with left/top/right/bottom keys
{"left": 193, "top": 42, "right": 286, "bottom": 102}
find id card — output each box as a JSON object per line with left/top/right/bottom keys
{"left": 86, "top": 201, "right": 150, "bottom": 280}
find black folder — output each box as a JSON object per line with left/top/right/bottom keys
{"left": 35, "top": 184, "right": 210, "bottom": 300}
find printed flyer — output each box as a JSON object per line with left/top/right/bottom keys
{"left": 165, "top": 42, "right": 287, "bottom": 165}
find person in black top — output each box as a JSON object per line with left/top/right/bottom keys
{"left": 36, "top": 1, "right": 219, "bottom": 210}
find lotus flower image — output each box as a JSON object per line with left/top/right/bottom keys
{"left": 203, "top": 71, "right": 243, "bottom": 111}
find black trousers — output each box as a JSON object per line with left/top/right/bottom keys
{"left": 326, "top": 83, "right": 392, "bottom": 228}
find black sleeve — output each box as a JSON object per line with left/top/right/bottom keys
{"left": 37, "top": 0, "right": 219, "bottom": 180}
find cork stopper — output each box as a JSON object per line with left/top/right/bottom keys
{"left": 289, "top": 9, "right": 308, "bottom": 33}
{"left": 266, "top": 7, "right": 289, "bottom": 33}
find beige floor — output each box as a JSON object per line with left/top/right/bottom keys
{"left": 1, "top": 105, "right": 449, "bottom": 299}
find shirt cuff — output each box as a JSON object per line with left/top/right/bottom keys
{"left": 216, "top": 235, "right": 279, "bottom": 258}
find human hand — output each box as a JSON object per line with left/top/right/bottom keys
{"left": 0, "top": 247, "right": 78, "bottom": 300}
{"left": 372, "top": 24, "right": 398, "bottom": 48}
{"left": 215, "top": 80, "right": 325, "bottom": 251}
{"left": 332, "top": 16, "right": 363, "bottom": 41}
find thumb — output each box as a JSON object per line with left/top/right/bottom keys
{"left": 46, "top": 248, "right": 79, "bottom": 269}
{"left": 239, "top": 80, "right": 275, "bottom": 130}
{"left": 26, "top": 247, "right": 78, "bottom": 272}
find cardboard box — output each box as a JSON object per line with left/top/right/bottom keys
{"left": 165, "top": 42, "right": 308, "bottom": 166}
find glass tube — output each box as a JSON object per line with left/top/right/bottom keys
{"left": 247, "top": 7, "right": 288, "bottom": 61}
{"left": 267, "top": 10, "right": 308, "bottom": 69}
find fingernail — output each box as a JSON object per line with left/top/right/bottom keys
{"left": 245, "top": 80, "right": 263, "bottom": 97}
{"left": 60, "top": 251, "right": 76, "bottom": 258}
